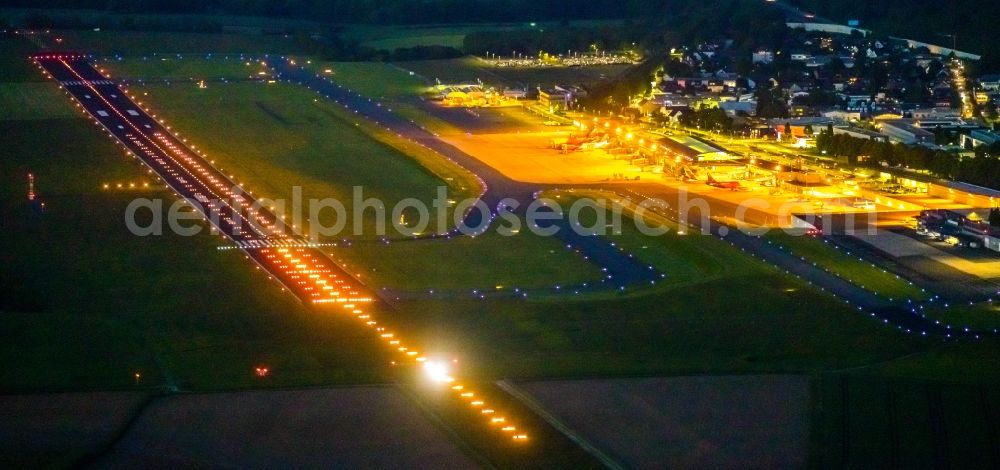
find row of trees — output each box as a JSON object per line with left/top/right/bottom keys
{"left": 989, "top": 208, "right": 1000, "bottom": 228}
{"left": 6, "top": 0, "right": 658, "bottom": 24}
{"left": 12, "top": 0, "right": 792, "bottom": 31}
{"left": 463, "top": 25, "right": 645, "bottom": 57}
{"left": 463, "top": 0, "right": 789, "bottom": 61}
{"left": 583, "top": 57, "right": 664, "bottom": 108}
{"left": 755, "top": 86, "right": 790, "bottom": 119}
{"left": 815, "top": 131, "right": 1000, "bottom": 190}
{"left": 23, "top": 12, "right": 227, "bottom": 33}
{"left": 676, "top": 108, "right": 734, "bottom": 132}
{"left": 20, "top": 12, "right": 465, "bottom": 62}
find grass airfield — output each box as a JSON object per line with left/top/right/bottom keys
{"left": 3, "top": 33, "right": 1000, "bottom": 468}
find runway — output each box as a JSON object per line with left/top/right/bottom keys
{"left": 36, "top": 53, "right": 987, "bottom": 342}
{"left": 35, "top": 54, "right": 372, "bottom": 307}
{"left": 35, "top": 55, "right": 541, "bottom": 441}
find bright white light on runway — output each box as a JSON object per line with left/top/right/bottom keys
{"left": 423, "top": 361, "right": 454, "bottom": 383}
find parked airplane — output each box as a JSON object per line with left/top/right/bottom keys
{"left": 707, "top": 173, "right": 751, "bottom": 191}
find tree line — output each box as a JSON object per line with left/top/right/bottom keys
{"left": 816, "top": 130, "right": 1000, "bottom": 190}
{"left": 3, "top": 0, "right": 655, "bottom": 24}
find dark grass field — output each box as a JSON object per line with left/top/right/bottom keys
{"left": 514, "top": 371, "right": 1000, "bottom": 469}
{"left": 0, "top": 81, "right": 82, "bottom": 120}
{"left": 0, "top": 118, "right": 393, "bottom": 391}
{"left": 517, "top": 375, "right": 811, "bottom": 469}
{"left": 96, "top": 387, "right": 480, "bottom": 468}
{"left": 124, "top": 80, "right": 468, "bottom": 239}
{"left": 0, "top": 37, "right": 46, "bottom": 82}
{"left": 0, "top": 391, "right": 149, "bottom": 467}
{"left": 920, "top": 302, "right": 1000, "bottom": 331}
{"left": 0, "top": 39, "right": 928, "bottom": 390}
{"left": 764, "top": 231, "right": 929, "bottom": 302}
{"left": 342, "top": 20, "right": 624, "bottom": 52}
{"left": 299, "top": 60, "right": 428, "bottom": 100}
{"left": 44, "top": 30, "right": 310, "bottom": 56}
{"left": 333, "top": 232, "right": 604, "bottom": 292}
{"left": 4, "top": 32, "right": 1000, "bottom": 468}
{"left": 384, "top": 275, "right": 925, "bottom": 382}
{"left": 813, "top": 372, "right": 1000, "bottom": 469}
{"left": 98, "top": 55, "right": 269, "bottom": 81}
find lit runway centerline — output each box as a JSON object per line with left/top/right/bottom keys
{"left": 34, "top": 53, "right": 529, "bottom": 443}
